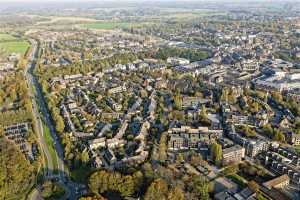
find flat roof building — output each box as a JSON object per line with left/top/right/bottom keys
{"left": 263, "top": 175, "right": 290, "bottom": 190}
{"left": 222, "top": 145, "right": 245, "bottom": 165}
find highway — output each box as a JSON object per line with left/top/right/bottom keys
{"left": 26, "top": 39, "right": 83, "bottom": 200}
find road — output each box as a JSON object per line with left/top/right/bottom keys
{"left": 25, "top": 39, "right": 54, "bottom": 178}
{"left": 26, "top": 39, "right": 84, "bottom": 200}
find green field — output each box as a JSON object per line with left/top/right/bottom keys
{"left": 0, "top": 41, "right": 30, "bottom": 55}
{"left": 0, "top": 33, "right": 17, "bottom": 42}
{"left": 80, "top": 22, "right": 136, "bottom": 30}
{"left": 0, "top": 33, "right": 30, "bottom": 56}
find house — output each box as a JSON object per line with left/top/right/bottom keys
{"left": 154, "top": 79, "right": 168, "bottom": 89}
{"left": 263, "top": 175, "right": 290, "bottom": 190}
{"left": 89, "top": 137, "right": 106, "bottom": 150}
{"left": 103, "top": 148, "right": 117, "bottom": 165}
{"left": 107, "top": 98, "right": 122, "bottom": 112}
{"left": 222, "top": 145, "right": 245, "bottom": 165}
{"left": 115, "top": 121, "right": 128, "bottom": 139}
{"left": 106, "top": 138, "right": 125, "bottom": 149}
{"left": 108, "top": 84, "right": 126, "bottom": 94}
{"left": 135, "top": 121, "right": 151, "bottom": 141}
{"left": 0, "top": 62, "right": 14, "bottom": 71}
{"left": 286, "top": 132, "right": 300, "bottom": 145}
{"left": 64, "top": 74, "right": 83, "bottom": 81}
{"left": 93, "top": 155, "right": 103, "bottom": 168}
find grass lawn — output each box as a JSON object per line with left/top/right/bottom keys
{"left": 0, "top": 40, "right": 30, "bottom": 56}
{"left": 0, "top": 33, "right": 17, "bottom": 41}
{"left": 80, "top": 22, "right": 136, "bottom": 30}
{"left": 43, "top": 124, "right": 59, "bottom": 174}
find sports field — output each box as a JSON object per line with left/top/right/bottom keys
{"left": 0, "top": 33, "right": 30, "bottom": 56}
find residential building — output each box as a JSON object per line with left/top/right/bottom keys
{"left": 245, "top": 140, "right": 269, "bottom": 157}
{"left": 222, "top": 145, "right": 245, "bottom": 165}
{"left": 168, "top": 126, "right": 223, "bottom": 150}
{"left": 263, "top": 175, "right": 290, "bottom": 190}
{"left": 286, "top": 132, "right": 300, "bottom": 145}
{"left": 108, "top": 84, "right": 127, "bottom": 94}
{"left": 89, "top": 137, "right": 106, "bottom": 150}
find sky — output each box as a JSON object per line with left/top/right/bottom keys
{"left": 0, "top": 0, "right": 297, "bottom": 5}
{"left": 0, "top": 0, "right": 294, "bottom": 1}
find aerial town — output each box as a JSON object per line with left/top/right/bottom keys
{"left": 1, "top": 0, "right": 300, "bottom": 200}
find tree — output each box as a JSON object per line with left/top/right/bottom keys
{"left": 239, "top": 125, "right": 256, "bottom": 138}
{"left": 262, "top": 124, "right": 274, "bottom": 138}
{"left": 274, "top": 130, "right": 285, "bottom": 143}
{"left": 211, "top": 142, "right": 222, "bottom": 165}
{"left": 41, "top": 181, "right": 65, "bottom": 199}
{"left": 158, "top": 132, "right": 168, "bottom": 162}
{"left": 271, "top": 92, "right": 283, "bottom": 104}
{"left": 167, "top": 186, "right": 185, "bottom": 200}
{"left": 81, "top": 149, "right": 90, "bottom": 164}
{"left": 55, "top": 115, "right": 65, "bottom": 134}
{"left": 0, "top": 126, "right": 4, "bottom": 137}
{"left": 189, "top": 176, "right": 209, "bottom": 200}
{"left": 88, "top": 170, "right": 137, "bottom": 198}
{"left": 220, "top": 89, "right": 228, "bottom": 102}
{"left": 199, "top": 105, "right": 211, "bottom": 126}
{"left": 144, "top": 179, "right": 168, "bottom": 200}
{"left": 223, "top": 164, "right": 239, "bottom": 176}
{"left": 174, "top": 89, "right": 182, "bottom": 110}
{"left": 0, "top": 138, "right": 34, "bottom": 199}
{"left": 248, "top": 180, "right": 259, "bottom": 193}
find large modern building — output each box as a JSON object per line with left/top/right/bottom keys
{"left": 263, "top": 175, "right": 290, "bottom": 190}
{"left": 168, "top": 126, "right": 223, "bottom": 150}
{"left": 245, "top": 140, "right": 269, "bottom": 157}
{"left": 222, "top": 145, "right": 245, "bottom": 165}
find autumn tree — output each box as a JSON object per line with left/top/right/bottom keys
{"left": 167, "top": 186, "right": 185, "bottom": 200}
{"left": 211, "top": 142, "right": 222, "bottom": 165}
{"left": 248, "top": 180, "right": 259, "bottom": 193}
{"left": 174, "top": 89, "right": 182, "bottom": 110}
{"left": 144, "top": 179, "right": 169, "bottom": 200}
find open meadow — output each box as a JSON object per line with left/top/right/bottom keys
{"left": 0, "top": 33, "right": 30, "bottom": 56}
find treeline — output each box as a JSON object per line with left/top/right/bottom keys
{"left": 41, "top": 181, "right": 65, "bottom": 200}
{"left": 88, "top": 170, "right": 143, "bottom": 198}
{"left": 86, "top": 167, "right": 210, "bottom": 200}
{"left": 0, "top": 138, "right": 34, "bottom": 199}
{"left": 0, "top": 70, "right": 33, "bottom": 126}
{"left": 36, "top": 51, "right": 153, "bottom": 81}
{"left": 0, "top": 72, "right": 30, "bottom": 108}
{"left": 155, "top": 47, "right": 209, "bottom": 62}
{"left": 0, "top": 109, "right": 32, "bottom": 126}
